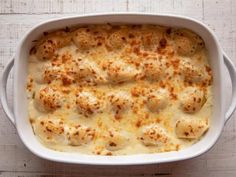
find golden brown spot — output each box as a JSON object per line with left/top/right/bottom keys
{"left": 159, "top": 38, "right": 167, "bottom": 48}
{"left": 136, "top": 120, "right": 142, "bottom": 127}
{"left": 106, "top": 152, "right": 113, "bottom": 156}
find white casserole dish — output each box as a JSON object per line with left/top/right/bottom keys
{"left": 1, "top": 13, "right": 236, "bottom": 165}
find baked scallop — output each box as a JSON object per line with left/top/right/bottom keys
{"left": 173, "top": 29, "right": 204, "bottom": 56}
{"left": 65, "top": 58, "right": 107, "bottom": 85}
{"left": 146, "top": 88, "right": 169, "bottom": 112}
{"left": 67, "top": 125, "right": 95, "bottom": 146}
{"left": 76, "top": 91, "right": 105, "bottom": 117}
{"left": 34, "top": 117, "right": 66, "bottom": 144}
{"left": 107, "top": 29, "right": 127, "bottom": 50}
{"left": 36, "top": 33, "right": 71, "bottom": 60}
{"left": 175, "top": 118, "right": 208, "bottom": 139}
{"left": 141, "top": 28, "right": 162, "bottom": 50}
{"left": 75, "top": 59, "right": 107, "bottom": 84}
{"left": 142, "top": 57, "right": 166, "bottom": 81}
{"left": 105, "top": 130, "right": 129, "bottom": 151}
{"left": 41, "top": 62, "right": 74, "bottom": 85}
{"left": 72, "top": 28, "right": 95, "bottom": 50}
{"left": 179, "top": 86, "right": 206, "bottom": 113}
{"left": 43, "top": 63, "right": 64, "bottom": 83}
{"left": 107, "top": 90, "right": 133, "bottom": 119}
{"left": 108, "top": 91, "right": 132, "bottom": 111}
{"left": 36, "top": 39, "right": 57, "bottom": 60}
{"left": 34, "top": 86, "right": 64, "bottom": 112}
{"left": 139, "top": 124, "right": 170, "bottom": 147}
{"left": 180, "top": 60, "right": 206, "bottom": 84}
{"left": 106, "top": 60, "right": 140, "bottom": 83}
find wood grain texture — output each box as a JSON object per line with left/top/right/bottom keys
{"left": 0, "top": 0, "right": 236, "bottom": 176}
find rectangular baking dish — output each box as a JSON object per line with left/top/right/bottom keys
{"left": 1, "top": 13, "right": 236, "bottom": 165}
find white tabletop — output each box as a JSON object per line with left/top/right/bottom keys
{"left": 0, "top": 0, "right": 236, "bottom": 176}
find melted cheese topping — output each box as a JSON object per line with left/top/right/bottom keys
{"left": 27, "top": 24, "right": 213, "bottom": 156}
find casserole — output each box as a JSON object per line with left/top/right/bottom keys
{"left": 1, "top": 13, "right": 236, "bottom": 165}
{"left": 26, "top": 24, "right": 213, "bottom": 155}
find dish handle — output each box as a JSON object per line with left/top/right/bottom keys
{"left": 224, "top": 51, "right": 236, "bottom": 124}
{"left": 0, "top": 57, "right": 15, "bottom": 125}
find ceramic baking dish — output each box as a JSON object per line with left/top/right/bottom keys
{"left": 1, "top": 13, "right": 236, "bottom": 165}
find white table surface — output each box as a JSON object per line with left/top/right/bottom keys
{"left": 0, "top": 0, "right": 236, "bottom": 176}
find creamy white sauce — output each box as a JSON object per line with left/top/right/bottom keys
{"left": 27, "top": 25, "right": 213, "bottom": 155}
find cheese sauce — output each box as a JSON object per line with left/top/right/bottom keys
{"left": 27, "top": 24, "right": 213, "bottom": 155}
